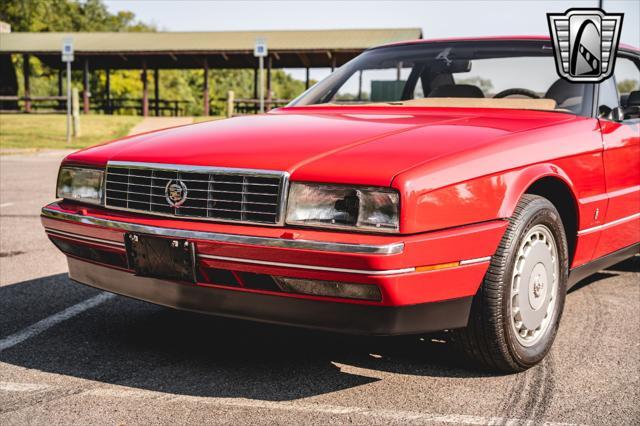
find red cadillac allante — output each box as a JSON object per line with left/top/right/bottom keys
{"left": 41, "top": 37, "right": 640, "bottom": 372}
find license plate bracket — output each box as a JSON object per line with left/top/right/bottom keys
{"left": 125, "top": 233, "right": 196, "bottom": 283}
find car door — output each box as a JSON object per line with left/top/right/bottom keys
{"left": 593, "top": 54, "right": 640, "bottom": 259}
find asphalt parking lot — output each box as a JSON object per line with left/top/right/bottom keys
{"left": 1, "top": 151, "right": 639, "bottom": 425}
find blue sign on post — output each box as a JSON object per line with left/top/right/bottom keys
{"left": 254, "top": 38, "right": 268, "bottom": 57}
{"left": 62, "top": 38, "right": 74, "bottom": 62}
{"left": 254, "top": 38, "right": 268, "bottom": 113}
{"left": 62, "top": 38, "right": 74, "bottom": 143}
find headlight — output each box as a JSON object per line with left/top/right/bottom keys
{"left": 56, "top": 167, "right": 104, "bottom": 205}
{"left": 285, "top": 183, "right": 399, "bottom": 232}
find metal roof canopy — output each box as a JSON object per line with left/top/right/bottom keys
{"left": 0, "top": 28, "right": 422, "bottom": 69}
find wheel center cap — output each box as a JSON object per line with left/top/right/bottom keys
{"left": 533, "top": 276, "right": 544, "bottom": 298}
{"left": 528, "top": 262, "right": 548, "bottom": 310}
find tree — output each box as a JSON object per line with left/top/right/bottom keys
{"left": 1, "top": 0, "right": 310, "bottom": 115}
{"left": 0, "top": 0, "right": 153, "bottom": 32}
{"left": 617, "top": 79, "right": 639, "bottom": 94}
{"left": 2, "top": 0, "right": 155, "bottom": 106}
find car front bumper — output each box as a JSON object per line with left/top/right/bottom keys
{"left": 67, "top": 257, "right": 472, "bottom": 335}
{"left": 41, "top": 201, "right": 507, "bottom": 335}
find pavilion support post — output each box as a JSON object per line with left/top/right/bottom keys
{"left": 58, "top": 68, "right": 63, "bottom": 96}
{"left": 331, "top": 55, "right": 336, "bottom": 72}
{"left": 83, "top": 58, "right": 90, "bottom": 114}
{"left": 305, "top": 67, "right": 310, "bottom": 90}
{"left": 253, "top": 67, "right": 258, "bottom": 112}
{"left": 22, "top": 54, "right": 31, "bottom": 113}
{"left": 57, "top": 67, "right": 64, "bottom": 110}
{"left": 154, "top": 68, "right": 160, "bottom": 116}
{"left": 266, "top": 56, "right": 272, "bottom": 110}
{"left": 105, "top": 68, "right": 111, "bottom": 114}
{"left": 227, "top": 90, "right": 234, "bottom": 118}
{"left": 203, "top": 58, "right": 209, "bottom": 116}
{"left": 141, "top": 60, "right": 149, "bottom": 117}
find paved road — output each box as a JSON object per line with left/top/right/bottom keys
{"left": 1, "top": 152, "right": 638, "bottom": 425}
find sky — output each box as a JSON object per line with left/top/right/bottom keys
{"left": 103, "top": 0, "right": 640, "bottom": 86}
{"left": 103, "top": 0, "right": 639, "bottom": 45}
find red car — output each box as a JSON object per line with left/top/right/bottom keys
{"left": 42, "top": 37, "right": 640, "bottom": 372}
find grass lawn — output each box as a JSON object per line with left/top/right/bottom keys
{"left": 192, "top": 115, "right": 225, "bottom": 124}
{"left": 0, "top": 114, "right": 142, "bottom": 151}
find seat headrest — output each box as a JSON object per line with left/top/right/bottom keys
{"left": 544, "top": 79, "right": 587, "bottom": 105}
{"left": 626, "top": 91, "right": 640, "bottom": 107}
{"left": 428, "top": 84, "right": 485, "bottom": 98}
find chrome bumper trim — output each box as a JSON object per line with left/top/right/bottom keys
{"left": 45, "top": 225, "right": 412, "bottom": 275}
{"left": 44, "top": 212, "right": 492, "bottom": 276}
{"left": 41, "top": 207, "right": 404, "bottom": 255}
{"left": 46, "top": 228, "right": 125, "bottom": 247}
{"left": 107, "top": 161, "right": 286, "bottom": 176}
{"left": 198, "top": 253, "right": 415, "bottom": 276}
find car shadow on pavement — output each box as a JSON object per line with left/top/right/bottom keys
{"left": 568, "top": 271, "right": 618, "bottom": 292}
{"left": 606, "top": 254, "right": 640, "bottom": 273}
{"left": 0, "top": 273, "right": 492, "bottom": 401}
{"left": 568, "top": 256, "right": 639, "bottom": 293}
{"left": 4, "top": 257, "right": 636, "bottom": 400}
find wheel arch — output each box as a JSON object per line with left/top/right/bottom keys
{"left": 499, "top": 164, "right": 580, "bottom": 264}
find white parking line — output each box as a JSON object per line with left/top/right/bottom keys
{"left": 0, "top": 292, "right": 115, "bottom": 352}
{"left": 0, "top": 382, "right": 51, "bottom": 392}
{"left": 0, "top": 202, "right": 14, "bottom": 208}
{"left": 87, "top": 390, "right": 581, "bottom": 426}
{"left": 0, "top": 381, "right": 579, "bottom": 426}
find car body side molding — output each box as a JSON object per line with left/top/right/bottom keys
{"left": 568, "top": 242, "right": 639, "bottom": 288}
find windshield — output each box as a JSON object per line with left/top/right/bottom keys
{"left": 289, "top": 40, "right": 594, "bottom": 116}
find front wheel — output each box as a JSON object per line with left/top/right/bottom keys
{"left": 453, "top": 194, "right": 568, "bottom": 372}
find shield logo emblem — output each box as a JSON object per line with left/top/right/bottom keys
{"left": 547, "top": 9, "right": 623, "bottom": 82}
{"left": 165, "top": 179, "right": 188, "bottom": 207}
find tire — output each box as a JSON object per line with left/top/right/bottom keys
{"left": 453, "top": 194, "right": 568, "bottom": 373}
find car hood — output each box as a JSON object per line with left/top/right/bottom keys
{"left": 65, "top": 107, "right": 578, "bottom": 187}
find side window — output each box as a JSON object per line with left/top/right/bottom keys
{"left": 330, "top": 66, "right": 413, "bottom": 103}
{"left": 598, "top": 77, "right": 620, "bottom": 117}
{"left": 413, "top": 78, "right": 424, "bottom": 99}
{"left": 613, "top": 57, "right": 640, "bottom": 107}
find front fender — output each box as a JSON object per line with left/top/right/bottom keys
{"left": 396, "top": 163, "right": 580, "bottom": 234}
{"left": 497, "top": 163, "right": 578, "bottom": 218}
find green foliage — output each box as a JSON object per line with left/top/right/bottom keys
{"left": 4, "top": 0, "right": 156, "bottom": 109}
{"left": 271, "top": 71, "right": 312, "bottom": 99}
{"left": 0, "top": 0, "right": 152, "bottom": 32}
{"left": 2, "top": 0, "right": 310, "bottom": 116}
{"left": 617, "top": 79, "right": 639, "bottom": 94}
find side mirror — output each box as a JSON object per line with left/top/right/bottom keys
{"left": 609, "top": 106, "right": 625, "bottom": 122}
{"left": 599, "top": 105, "right": 625, "bottom": 122}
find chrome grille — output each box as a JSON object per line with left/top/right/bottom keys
{"left": 105, "top": 162, "right": 286, "bottom": 225}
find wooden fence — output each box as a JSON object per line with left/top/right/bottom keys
{"left": 0, "top": 96, "right": 292, "bottom": 116}
{"left": 0, "top": 96, "right": 191, "bottom": 116}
